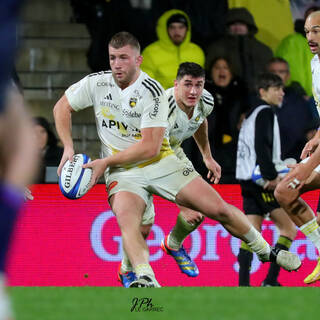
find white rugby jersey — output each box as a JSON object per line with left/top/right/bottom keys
{"left": 311, "top": 54, "right": 320, "bottom": 116}
{"left": 236, "top": 105, "right": 281, "bottom": 180}
{"left": 166, "top": 87, "right": 214, "bottom": 152}
{"left": 65, "top": 70, "right": 173, "bottom": 169}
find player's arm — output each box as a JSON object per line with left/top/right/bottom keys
{"left": 84, "top": 126, "right": 166, "bottom": 187}
{"left": 53, "top": 94, "right": 75, "bottom": 175}
{"left": 193, "top": 119, "right": 221, "bottom": 183}
{"left": 255, "top": 109, "right": 279, "bottom": 190}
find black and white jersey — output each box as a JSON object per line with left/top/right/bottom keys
{"left": 236, "top": 105, "right": 282, "bottom": 180}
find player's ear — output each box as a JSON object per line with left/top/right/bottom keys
{"left": 174, "top": 79, "right": 178, "bottom": 88}
{"left": 137, "top": 55, "right": 143, "bottom": 65}
{"left": 258, "top": 87, "right": 265, "bottom": 98}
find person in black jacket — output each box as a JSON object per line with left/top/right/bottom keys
{"left": 206, "top": 7, "right": 273, "bottom": 92}
{"left": 236, "top": 73, "right": 297, "bottom": 286}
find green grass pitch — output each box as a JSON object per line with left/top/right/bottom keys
{"left": 9, "top": 287, "right": 319, "bottom": 320}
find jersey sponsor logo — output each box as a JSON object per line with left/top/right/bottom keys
{"left": 96, "top": 82, "right": 114, "bottom": 87}
{"left": 174, "top": 123, "right": 179, "bottom": 129}
{"left": 188, "top": 124, "right": 199, "bottom": 131}
{"left": 104, "top": 93, "right": 112, "bottom": 100}
{"left": 100, "top": 101, "right": 120, "bottom": 110}
{"left": 122, "top": 109, "right": 141, "bottom": 118}
{"left": 149, "top": 97, "right": 160, "bottom": 119}
{"left": 102, "top": 119, "right": 128, "bottom": 131}
{"left": 129, "top": 97, "right": 137, "bottom": 108}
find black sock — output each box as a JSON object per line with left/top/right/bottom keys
{"left": 238, "top": 248, "right": 253, "bottom": 286}
{"left": 264, "top": 237, "right": 292, "bottom": 285}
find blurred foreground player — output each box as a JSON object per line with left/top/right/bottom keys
{"left": 0, "top": 0, "right": 38, "bottom": 318}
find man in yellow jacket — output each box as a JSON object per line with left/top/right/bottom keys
{"left": 141, "top": 9, "right": 205, "bottom": 89}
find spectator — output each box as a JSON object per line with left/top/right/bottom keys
{"left": 229, "top": 0, "right": 294, "bottom": 51}
{"left": 33, "top": 117, "right": 63, "bottom": 183}
{"left": 70, "top": 0, "right": 130, "bottom": 72}
{"left": 151, "top": 0, "right": 228, "bottom": 50}
{"left": 183, "top": 57, "right": 249, "bottom": 183}
{"left": 141, "top": 9, "right": 205, "bottom": 89}
{"left": 206, "top": 7, "right": 273, "bottom": 92}
{"left": 275, "top": 6, "right": 320, "bottom": 98}
{"left": 267, "top": 57, "right": 319, "bottom": 161}
{"left": 236, "top": 73, "right": 297, "bottom": 287}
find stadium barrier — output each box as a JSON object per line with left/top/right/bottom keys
{"left": 7, "top": 184, "right": 320, "bottom": 287}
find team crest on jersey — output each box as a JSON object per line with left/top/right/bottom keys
{"left": 129, "top": 97, "right": 137, "bottom": 108}
{"left": 195, "top": 116, "right": 200, "bottom": 122}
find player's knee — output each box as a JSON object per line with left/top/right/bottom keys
{"left": 206, "top": 199, "right": 231, "bottom": 222}
{"left": 274, "top": 182, "right": 290, "bottom": 207}
{"left": 114, "top": 209, "right": 140, "bottom": 230}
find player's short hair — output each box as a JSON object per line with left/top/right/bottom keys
{"left": 108, "top": 31, "right": 141, "bottom": 53}
{"left": 176, "top": 62, "right": 205, "bottom": 80}
{"left": 256, "top": 73, "right": 283, "bottom": 91}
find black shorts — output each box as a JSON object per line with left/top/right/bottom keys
{"left": 240, "top": 180, "right": 280, "bottom": 216}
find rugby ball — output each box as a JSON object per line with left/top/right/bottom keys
{"left": 252, "top": 158, "right": 296, "bottom": 187}
{"left": 59, "top": 154, "right": 92, "bottom": 199}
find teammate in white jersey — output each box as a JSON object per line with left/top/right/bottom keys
{"left": 54, "top": 32, "right": 301, "bottom": 288}
{"left": 118, "top": 62, "right": 220, "bottom": 286}
{"left": 274, "top": 11, "right": 320, "bottom": 284}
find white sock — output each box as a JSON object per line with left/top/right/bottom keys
{"left": 121, "top": 249, "right": 133, "bottom": 273}
{"left": 134, "top": 263, "right": 155, "bottom": 278}
{"left": 243, "top": 226, "right": 271, "bottom": 261}
{"left": 167, "top": 233, "right": 180, "bottom": 250}
{"left": 300, "top": 218, "right": 320, "bottom": 254}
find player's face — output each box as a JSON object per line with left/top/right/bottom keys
{"left": 305, "top": 14, "right": 320, "bottom": 54}
{"left": 260, "top": 86, "right": 284, "bottom": 106}
{"left": 109, "top": 45, "right": 142, "bottom": 88}
{"left": 167, "top": 23, "right": 187, "bottom": 45}
{"left": 175, "top": 75, "right": 204, "bottom": 110}
{"left": 211, "top": 58, "right": 232, "bottom": 88}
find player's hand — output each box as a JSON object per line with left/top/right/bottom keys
{"left": 204, "top": 157, "right": 221, "bottom": 184}
{"left": 83, "top": 158, "right": 108, "bottom": 189}
{"left": 57, "top": 146, "right": 74, "bottom": 176}
{"left": 301, "top": 136, "right": 320, "bottom": 159}
{"left": 263, "top": 176, "right": 281, "bottom": 190}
